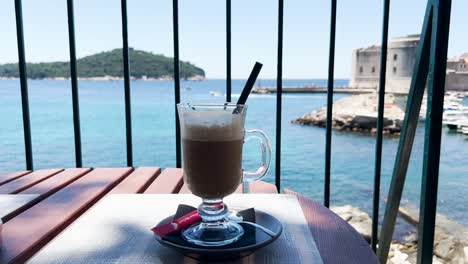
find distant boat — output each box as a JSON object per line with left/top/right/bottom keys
{"left": 444, "top": 102, "right": 462, "bottom": 111}
{"left": 446, "top": 122, "right": 458, "bottom": 130}
{"left": 445, "top": 96, "right": 463, "bottom": 103}
{"left": 456, "top": 119, "right": 468, "bottom": 134}
{"left": 443, "top": 108, "right": 468, "bottom": 122}
{"left": 460, "top": 127, "right": 468, "bottom": 135}
{"left": 210, "top": 91, "right": 223, "bottom": 97}
{"left": 441, "top": 92, "right": 468, "bottom": 133}
{"left": 445, "top": 119, "right": 464, "bottom": 130}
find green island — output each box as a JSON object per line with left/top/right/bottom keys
{"left": 0, "top": 48, "right": 205, "bottom": 80}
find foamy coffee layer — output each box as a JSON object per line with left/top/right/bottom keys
{"left": 182, "top": 110, "right": 244, "bottom": 141}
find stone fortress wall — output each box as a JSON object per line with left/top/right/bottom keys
{"left": 446, "top": 54, "right": 468, "bottom": 91}
{"left": 349, "top": 34, "right": 468, "bottom": 93}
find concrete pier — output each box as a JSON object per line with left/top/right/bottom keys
{"left": 252, "top": 86, "right": 376, "bottom": 94}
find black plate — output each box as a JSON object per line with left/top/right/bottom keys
{"left": 154, "top": 210, "right": 282, "bottom": 261}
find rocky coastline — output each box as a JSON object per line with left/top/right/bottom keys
{"left": 332, "top": 205, "right": 468, "bottom": 263}
{"left": 293, "top": 94, "right": 405, "bottom": 135}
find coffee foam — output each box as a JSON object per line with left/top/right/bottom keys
{"left": 182, "top": 110, "right": 244, "bottom": 141}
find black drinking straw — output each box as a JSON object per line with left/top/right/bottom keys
{"left": 233, "top": 62, "right": 263, "bottom": 113}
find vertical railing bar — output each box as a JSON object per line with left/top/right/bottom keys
{"left": 371, "top": 0, "right": 390, "bottom": 252}
{"left": 226, "top": 0, "right": 231, "bottom": 102}
{"left": 173, "top": 0, "right": 181, "bottom": 168}
{"left": 66, "top": 0, "right": 82, "bottom": 168}
{"left": 417, "top": 0, "right": 452, "bottom": 263}
{"left": 14, "top": 0, "right": 33, "bottom": 170}
{"left": 121, "top": 0, "right": 133, "bottom": 167}
{"left": 377, "top": 3, "right": 433, "bottom": 262}
{"left": 324, "top": 0, "right": 337, "bottom": 208}
{"left": 275, "top": 0, "right": 284, "bottom": 192}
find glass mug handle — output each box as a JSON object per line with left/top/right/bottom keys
{"left": 242, "top": 129, "right": 272, "bottom": 182}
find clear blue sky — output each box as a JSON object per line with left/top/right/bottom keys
{"left": 0, "top": 0, "right": 466, "bottom": 79}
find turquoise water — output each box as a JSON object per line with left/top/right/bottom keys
{"left": 1, "top": 79, "right": 467, "bottom": 236}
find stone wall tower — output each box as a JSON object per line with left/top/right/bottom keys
{"left": 350, "top": 35, "right": 419, "bottom": 94}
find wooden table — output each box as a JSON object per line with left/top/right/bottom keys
{"left": 0, "top": 167, "right": 378, "bottom": 264}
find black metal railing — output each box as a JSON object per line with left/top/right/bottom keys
{"left": 172, "top": 0, "right": 182, "bottom": 168}
{"left": 66, "top": 0, "right": 82, "bottom": 168}
{"left": 275, "top": 0, "right": 284, "bottom": 192}
{"left": 226, "top": 0, "right": 231, "bottom": 103}
{"left": 121, "top": 0, "right": 133, "bottom": 167}
{"left": 372, "top": 0, "right": 390, "bottom": 252}
{"left": 378, "top": 1, "right": 452, "bottom": 263}
{"left": 10, "top": 0, "right": 453, "bottom": 263}
{"left": 14, "top": 0, "right": 32, "bottom": 171}
{"left": 324, "top": 0, "right": 337, "bottom": 208}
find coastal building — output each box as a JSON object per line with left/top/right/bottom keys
{"left": 446, "top": 54, "right": 468, "bottom": 91}
{"left": 349, "top": 35, "right": 468, "bottom": 93}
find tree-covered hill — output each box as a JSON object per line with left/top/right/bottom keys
{"left": 0, "top": 48, "right": 205, "bottom": 80}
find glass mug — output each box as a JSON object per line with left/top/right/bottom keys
{"left": 177, "top": 103, "right": 271, "bottom": 247}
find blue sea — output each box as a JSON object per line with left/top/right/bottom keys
{"left": 1, "top": 79, "right": 467, "bottom": 237}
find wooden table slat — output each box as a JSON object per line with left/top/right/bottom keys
{"left": 109, "top": 167, "right": 161, "bottom": 194}
{"left": 0, "top": 194, "right": 40, "bottom": 223}
{"left": 144, "top": 168, "right": 183, "bottom": 194}
{"left": 0, "top": 169, "right": 63, "bottom": 194}
{"left": 1, "top": 167, "right": 133, "bottom": 263}
{"left": 178, "top": 183, "right": 191, "bottom": 194}
{"left": 248, "top": 181, "right": 278, "bottom": 193}
{"left": 20, "top": 168, "right": 91, "bottom": 195}
{"left": 284, "top": 189, "right": 378, "bottom": 264}
{"left": 235, "top": 183, "right": 244, "bottom": 193}
{"left": 2, "top": 168, "right": 92, "bottom": 222}
{"left": 0, "top": 171, "right": 31, "bottom": 186}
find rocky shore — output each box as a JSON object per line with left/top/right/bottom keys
{"left": 293, "top": 94, "right": 405, "bottom": 135}
{"left": 332, "top": 205, "right": 468, "bottom": 263}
